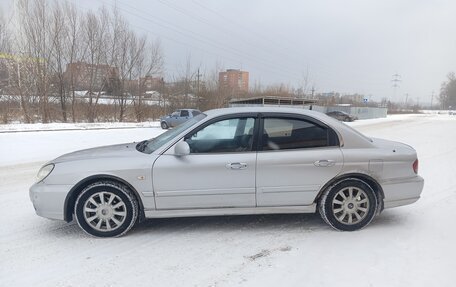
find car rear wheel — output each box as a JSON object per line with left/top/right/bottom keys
{"left": 319, "top": 179, "right": 378, "bottom": 231}
{"left": 161, "top": 121, "right": 169, "bottom": 129}
{"left": 74, "top": 181, "right": 138, "bottom": 237}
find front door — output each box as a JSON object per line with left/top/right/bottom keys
{"left": 256, "top": 116, "right": 343, "bottom": 207}
{"left": 153, "top": 115, "right": 258, "bottom": 209}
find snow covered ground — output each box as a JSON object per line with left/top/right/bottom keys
{"left": 0, "top": 114, "right": 455, "bottom": 287}
{"left": 0, "top": 121, "right": 160, "bottom": 133}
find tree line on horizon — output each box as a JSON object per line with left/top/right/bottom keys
{"left": 1, "top": 0, "right": 453, "bottom": 124}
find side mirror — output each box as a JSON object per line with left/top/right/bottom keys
{"left": 174, "top": 141, "right": 190, "bottom": 156}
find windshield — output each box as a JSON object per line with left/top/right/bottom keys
{"left": 138, "top": 113, "right": 206, "bottom": 154}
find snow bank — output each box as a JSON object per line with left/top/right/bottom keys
{"left": 0, "top": 121, "right": 160, "bottom": 133}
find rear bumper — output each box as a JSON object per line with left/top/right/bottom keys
{"left": 29, "top": 183, "right": 73, "bottom": 220}
{"left": 381, "top": 175, "right": 424, "bottom": 209}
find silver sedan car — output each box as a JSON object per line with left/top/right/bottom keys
{"left": 30, "top": 107, "right": 424, "bottom": 237}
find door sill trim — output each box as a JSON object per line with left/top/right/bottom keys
{"left": 144, "top": 204, "right": 316, "bottom": 218}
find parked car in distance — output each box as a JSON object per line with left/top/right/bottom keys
{"left": 160, "top": 109, "right": 202, "bottom": 129}
{"left": 326, "top": 110, "right": 358, "bottom": 122}
{"left": 30, "top": 107, "right": 424, "bottom": 237}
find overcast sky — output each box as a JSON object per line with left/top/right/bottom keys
{"left": 2, "top": 0, "right": 455, "bottom": 103}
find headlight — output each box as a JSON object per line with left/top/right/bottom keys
{"left": 36, "top": 164, "right": 55, "bottom": 183}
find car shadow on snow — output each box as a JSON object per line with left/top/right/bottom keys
{"left": 42, "top": 210, "right": 408, "bottom": 238}
{"left": 369, "top": 210, "right": 409, "bottom": 228}
{"left": 39, "top": 220, "right": 84, "bottom": 238}
{"left": 131, "top": 209, "right": 411, "bottom": 236}
{"left": 132, "top": 213, "right": 329, "bottom": 236}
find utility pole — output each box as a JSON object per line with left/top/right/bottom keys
{"left": 311, "top": 86, "right": 315, "bottom": 99}
{"left": 196, "top": 68, "right": 202, "bottom": 109}
{"left": 391, "top": 73, "right": 401, "bottom": 104}
{"left": 405, "top": 93, "right": 409, "bottom": 109}
{"left": 430, "top": 91, "right": 434, "bottom": 109}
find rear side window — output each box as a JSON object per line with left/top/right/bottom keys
{"left": 262, "top": 117, "right": 333, "bottom": 150}
{"left": 180, "top": 110, "right": 189, "bottom": 117}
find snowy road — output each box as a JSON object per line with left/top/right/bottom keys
{"left": 1, "top": 114, "right": 455, "bottom": 287}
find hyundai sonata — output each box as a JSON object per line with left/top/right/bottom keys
{"left": 30, "top": 107, "right": 424, "bottom": 237}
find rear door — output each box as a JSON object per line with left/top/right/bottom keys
{"left": 256, "top": 114, "right": 343, "bottom": 206}
{"left": 177, "top": 110, "right": 190, "bottom": 125}
{"left": 168, "top": 111, "right": 180, "bottom": 127}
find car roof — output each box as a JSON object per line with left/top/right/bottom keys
{"left": 205, "top": 106, "right": 323, "bottom": 117}
{"left": 202, "top": 107, "right": 373, "bottom": 148}
{"left": 178, "top": 108, "right": 200, "bottom": 111}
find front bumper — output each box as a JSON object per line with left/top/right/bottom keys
{"left": 29, "top": 182, "right": 73, "bottom": 220}
{"left": 381, "top": 175, "right": 424, "bottom": 209}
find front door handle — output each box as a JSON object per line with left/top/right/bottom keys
{"left": 314, "top": 160, "right": 336, "bottom": 167}
{"left": 226, "top": 162, "right": 248, "bottom": 170}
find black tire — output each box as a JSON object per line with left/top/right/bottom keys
{"left": 319, "top": 179, "right": 378, "bottom": 231}
{"left": 161, "top": 121, "right": 169, "bottom": 129}
{"left": 74, "top": 181, "right": 139, "bottom": 237}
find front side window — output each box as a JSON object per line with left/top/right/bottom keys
{"left": 140, "top": 113, "right": 207, "bottom": 154}
{"left": 262, "top": 117, "right": 329, "bottom": 150}
{"left": 185, "top": 117, "right": 255, "bottom": 153}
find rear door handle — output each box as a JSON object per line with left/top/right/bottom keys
{"left": 226, "top": 162, "right": 248, "bottom": 170}
{"left": 314, "top": 160, "right": 336, "bottom": 167}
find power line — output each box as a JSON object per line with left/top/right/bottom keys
{"left": 161, "top": 0, "right": 297, "bottom": 67}
{"left": 114, "top": 0, "right": 354, "bottom": 87}
{"left": 78, "top": 0, "right": 313, "bottom": 89}
{"left": 104, "top": 0, "right": 306, "bottom": 83}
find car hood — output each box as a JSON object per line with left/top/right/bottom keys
{"left": 53, "top": 143, "right": 140, "bottom": 163}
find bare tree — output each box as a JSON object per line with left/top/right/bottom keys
{"left": 81, "top": 8, "right": 110, "bottom": 122}
{"left": 108, "top": 10, "right": 141, "bottom": 122}
{"left": 48, "top": 1, "right": 68, "bottom": 122}
{"left": 439, "top": 72, "right": 456, "bottom": 109}
{"left": 16, "top": 0, "right": 57, "bottom": 123}
{"left": 4, "top": 1, "right": 164, "bottom": 123}
{"left": 131, "top": 39, "right": 163, "bottom": 121}
{"left": 295, "top": 69, "right": 310, "bottom": 98}
{"left": 0, "top": 10, "right": 11, "bottom": 123}
{"left": 199, "top": 61, "right": 229, "bottom": 109}
{"left": 62, "top": 2, "right": 83, "bottom": 122}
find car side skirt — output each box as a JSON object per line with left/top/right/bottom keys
{"left": 144, "top": 204, "right": 316, "bottom": 218}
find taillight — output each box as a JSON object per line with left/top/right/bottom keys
{"left": 413, "top": 159, "right": 419, "bottom": 174}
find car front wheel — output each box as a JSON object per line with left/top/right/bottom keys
{"left": 319, "top": 179, "right": 378, "bottom": 231}
{"left": 74, "top": 181, "right": 139, "bottom": 237}
{"left": 161, "top": 121, "right": 169, "bottom": 129}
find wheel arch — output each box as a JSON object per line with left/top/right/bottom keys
{"left": 64, "top": 174, "right": 145, "bottom": 223}
{"left": 315, "top": 173, "right": 385, "bottom": 212}
{"left": 160, "top": 120, "right": 169, "bottom": 128}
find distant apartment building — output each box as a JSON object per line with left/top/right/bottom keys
{"left": 64, "top": 61, "right": 118, "bottom": 91}
{"left": 141, "top": 75, "right": 164, "bottom": 90}
{"left": 219, "top": 69, "right": 249, "bottom": 92}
